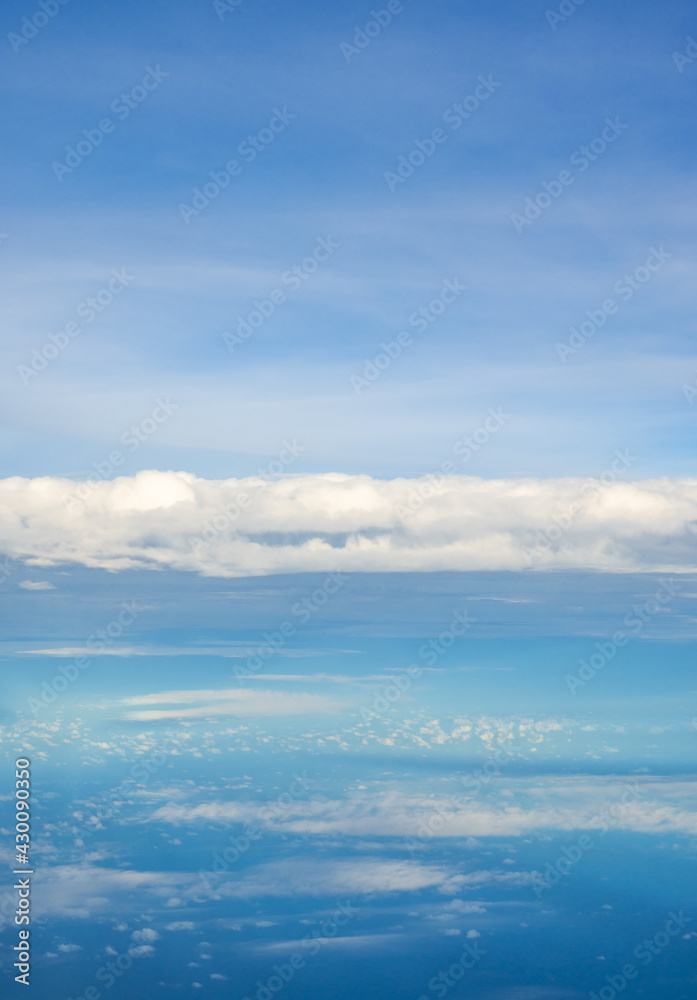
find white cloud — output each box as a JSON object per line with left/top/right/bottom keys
{"left": 1, "top": 470, "right": 697, "bottom": 576}
{"left": 58, "top": 943, "right": 82, "bottom": 953}
{"left": 33, "top": 865, "right": 197, "bottom": 918}
{"left": 15, "top": 644, "right": 329, "bottom": 659}
{"left": 18, "top": 646, "right": 140, "bottom": 657}
{"left": 148, "top": 779, "right": 697, "bottom": 838}
{"left": 31, "top": 857, "right": 472, "bottom": 909}
{"left": 210, "top": 858, "right": 466, "bottom": 898}
{"left": 131, "top": 928, "right": 159, "bottom": 942}
{"left": 256, "top": 933, "right": 402, "bottom": 952}
{"left": 166, "top": 921, "right": 195, "bottom": 931}
{"left": 18, "top": 580, "right": 55, "bottom": 590}
{"left": 128, "top": 944, "right": 155, "bottom": 957}
{"left": 445, "top": 900, "right": 486, "bottom": 914}
{"left": 121, "top": 688, "right": 346, "bottom": 720}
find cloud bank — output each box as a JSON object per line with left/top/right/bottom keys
{"left": 148, "top": 783, "right": 697, "bottom": 838}
{"left": 1, "top": 470, "right": 696, "bottom": 577}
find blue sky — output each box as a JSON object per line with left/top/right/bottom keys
{"left": 2, "top": 1, "right": 697, "bottom": 998}
{"left": 1, "top": 0, "right": 696, "bottom": 479}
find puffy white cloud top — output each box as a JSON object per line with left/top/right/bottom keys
{"left": 1, "top": 470, "right": 696, "bottom": 577}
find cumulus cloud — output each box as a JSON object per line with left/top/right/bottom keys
{"left": 0, "top": 470, "right": 696, "bottom": 576}
{"left": 18, "top": 580, "right": 55, "bottom": 590}
{"left": 128, "top": 944, "right": 155, "bottom": 957}
{"left": 131, "top": 928, "right": 160, "bottom": 942}
{"left": 445, "top": 900, "right": 486, "bottom": 914}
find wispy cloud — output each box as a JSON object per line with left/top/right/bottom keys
{"left": 120, "top": 688, "right": 347, "bottom": 720}
{"left": 15, "top": 644, "right": 332, "bottom": 659}
{"left": 18, "top": 646, "right": 141, "bottom": 657}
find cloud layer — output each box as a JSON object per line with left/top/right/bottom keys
{"left": 1, "top": 470, "right": 697, "bottom": 577}
{"left": 148, "top": 781, "right": 697, "bottom": 838}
